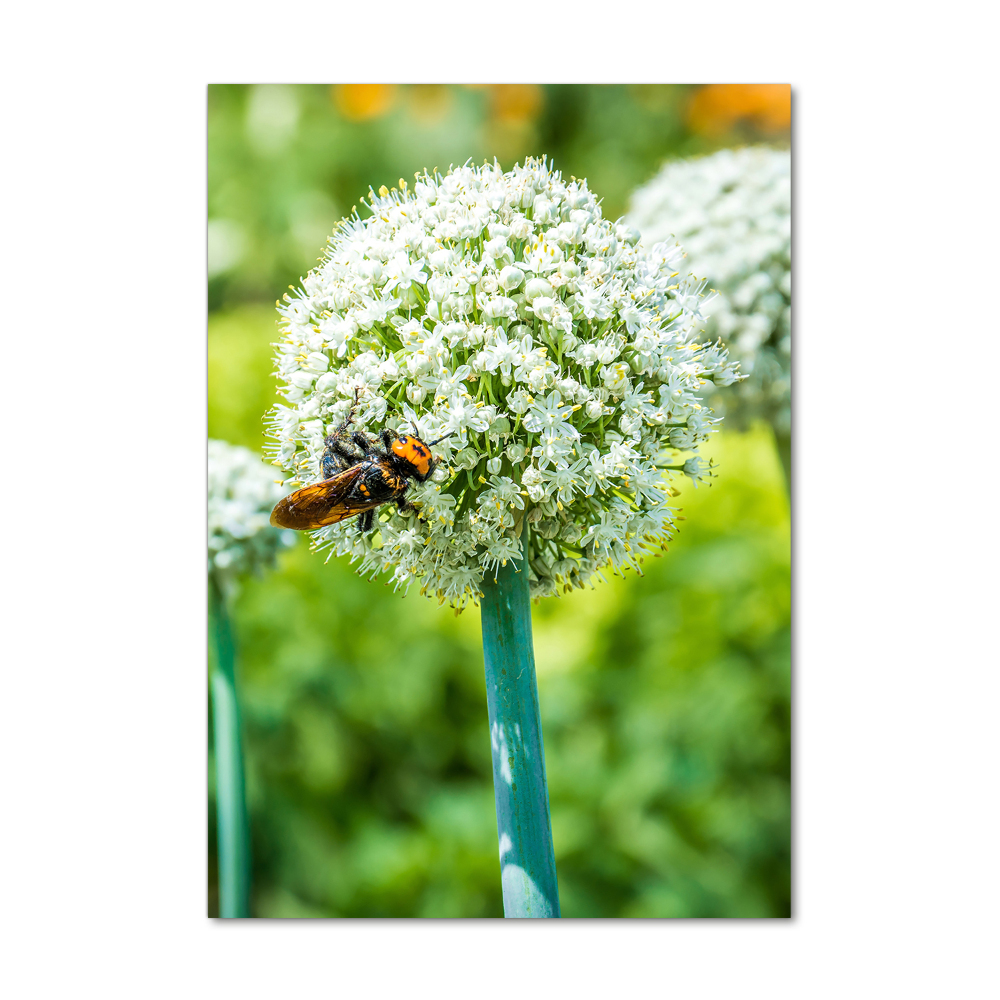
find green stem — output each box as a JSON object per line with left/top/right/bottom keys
{"left": 479, "top": 531, "right": 560, "bottom": 918}
{"left": 209, "top": 575, "right": 251, "bottom": 918}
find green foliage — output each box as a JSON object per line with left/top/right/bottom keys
{"left": 207, "top": 305, "right": 282, "bottom": 455}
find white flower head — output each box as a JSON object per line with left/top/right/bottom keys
{"left": 208, "top": 439, "right": 296, "bottom": 592}
{"left": 627, "top": 146, "right": 789, "bottom": 434}
{"left": 268, "top": 158, "right": 738, "bottom": 608}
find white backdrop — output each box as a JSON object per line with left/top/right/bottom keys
{"left": 1, "top": 2, "right": 997, "bottom": 997}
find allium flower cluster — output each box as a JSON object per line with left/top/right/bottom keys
{"left": 268, "top": 157, "right": 740, "bottom": 608}
{"left": 208, "top": 439, "right": 296, "bottom": 592}
{"left": 627, "top": 147, "right": 790, "bottom": 435}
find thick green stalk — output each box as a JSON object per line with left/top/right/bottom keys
{"left": 479, "top": 532, "right": 560, "bottom": 918}
{"left": 209, "top": 575, "right": 250, "bottom": 918}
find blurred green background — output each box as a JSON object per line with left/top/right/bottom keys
{"left": 208, "top": 84, "right": 791, "bottom": 918}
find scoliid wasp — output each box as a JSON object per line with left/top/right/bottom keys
{"left": 270, "top": 392, "right": 452, "bottom": 533}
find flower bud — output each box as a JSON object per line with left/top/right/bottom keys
{"left": 429, "top": 248, "right": 455, "bottom": 271}
{"left": 484, "top": 236, "right": 508, "bottom": 258}
{"left": 486, "top": 457, "right": 502, "bottom": 475}
{"left": 303, "top": 351, "right": 329, "bottom": 373}
{"left": 556, "top": 377, "right": 581, "bottom": 400}
{"left": 480, "top": 296, "right": 516, "bottom": 321}
{"left": 509, "top": 215, "right": 533, "bottom": 240}
{"left": 427, "top": 275, "right": 451, "bottom": 301}
{"left": 524, "top": 277, "right": 554, "bottom": 303}
{"left": 532, "top": 195, "right": 554, "bottom": 222}
{"left": 531, "top": 296, "right": 557, "bottom": 322}
{"left": 499, "top": 265, "right": 525, "bottom": 291}
{"left": 479, "top": 273, "right": 499, "bottom": 296}
{"left": 560, "top": 522, "right": 583, "bottom": 544}
{"left": 406, "top": 384, "right": 427, "bottom": 404}
{"left": 315, "top": 371, "right": 340, "bottom": 394}
{"left": 331, "top": 288, "right": 353, "bottom": 310}
{"left": 378, "top": 356, "right": 400, "bottom": 380}
{"left": 447, "top": 294, "right": 473, "bottom": 317}
{"left": 442, "top": 321, "right": 468, "bottom": 345}
{"left": 623, "top": 225, "right": 642, "bottom": 246}
{"left": 555, "top": 222, "right": 582, "bottom": 245}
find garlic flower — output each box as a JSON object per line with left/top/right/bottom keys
{"left": 627, "top": 147, "right": 790, "bottom": 435}
{"left": 208, "top": 439, "right": 295, "bottom": 591}
{"left": 267, "top": 157, "right": 740, "bottom": 608}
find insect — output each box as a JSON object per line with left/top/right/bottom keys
{"left": 270, "top": 395, "right": 452, "bottom": 533}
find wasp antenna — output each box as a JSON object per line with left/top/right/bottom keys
{"left": 426, "top": 431, "right": 455, "bottom": 447}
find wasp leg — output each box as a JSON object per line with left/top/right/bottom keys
{"left": 351, "top": 430, "right": 376, "bottom": 455}
{"left": 358, "top": 508, "right": 376, "bottom": 533}
{"left": 380, "top": 429, "right": 395, "bottom": 453}
{"left": 320, "top": 389, "right": 366, "bottom": 478}
{"left": 321, "top": 433, "right": 362, "bottom": 479}
{"left": 395, "top": 495, "right": 419, "bottom": 516}
{"left": 340, "top": 386, "right": 361, "bottom": 429}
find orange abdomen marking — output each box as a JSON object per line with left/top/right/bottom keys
{"left": 392, "top": 437, "right": 431, "bottom": 476}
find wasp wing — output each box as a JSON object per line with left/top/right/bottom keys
{"left": 270, "top": 465, "right": 384, "bottom": 530}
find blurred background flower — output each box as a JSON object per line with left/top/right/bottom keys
{"left": 208, "top": 438, "right": 296, "bottom": 593}
{"left": 208, "top": 438, "right": 298, "bottom": 916}
{"left": 687, "top": 84, "right": 791, "bottom": 137}
{"left": 208, "top": 84, "right": 790, "bottom": 917}
{"left": 627, "top": 147, "right": 791, "bottom": 480}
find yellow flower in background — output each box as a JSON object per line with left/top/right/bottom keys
{"left": 406, "top": 84, "right": 454, "bottom": 124}
{"left": 475, "top": 85, "right": 545, "bottom": 165}
{"left": 687, "top": 84, "right": 790, "bottom": 136}
{"left": 332, "top": 84, "right": 398, "bottom": 121}
{"left": 488, "top": 84, "right": 543, "bottom": 124}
